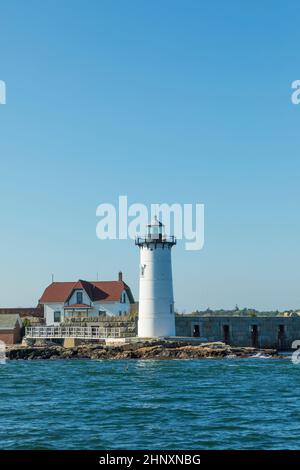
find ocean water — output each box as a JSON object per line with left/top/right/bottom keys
{"left": 0, "top": 358, "right": 299, "bottom": 450}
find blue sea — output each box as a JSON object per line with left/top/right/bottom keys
{"left": 0, "top": 358, "right": 299, "bottom": 450}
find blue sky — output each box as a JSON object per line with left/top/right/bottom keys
{"left": 0, "top": 0, "right": 299, "bottom": 311}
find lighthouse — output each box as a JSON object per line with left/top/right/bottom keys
{"left": 136, "top": 216, "right": 176, "bottom": 337}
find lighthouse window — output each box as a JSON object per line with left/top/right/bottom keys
{"left": 170, "top": 303, "right": 173, "bottom": 314}
{"left": 141, "top": 264, "right": 146, "bottom": 277}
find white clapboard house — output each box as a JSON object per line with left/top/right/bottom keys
{"left": 39, "top": 272, "right": 135, "bottom": 326}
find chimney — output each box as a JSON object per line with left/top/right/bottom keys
{"left": 118, "top": 271, "right": 123, "bottom": 282}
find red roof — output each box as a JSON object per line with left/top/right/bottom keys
{"left": 39, "top": 280, "right": 134, "bottom": 304}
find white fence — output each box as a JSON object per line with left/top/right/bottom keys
{"left": 25, "top": 326, "right": 135, "bottom": 340}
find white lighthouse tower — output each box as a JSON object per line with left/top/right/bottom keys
{"left": 136, "top": 217, "right": 176, "bottom": 337}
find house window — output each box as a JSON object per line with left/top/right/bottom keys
{"left": 98, "top": 310, "right": 106, "bottom": 316}
{"left": 54, "top": 311, "right": 61, "bottom": 323}
{"left": 121, "top": 292, "right": 126, "bottom": 303}
{"left": 119, "top": 311, "right": 122, "bottom": 316}
{"left": 76, "top": 291, "right": 83, "bottom": 304}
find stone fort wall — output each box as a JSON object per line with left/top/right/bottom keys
{"left": 175, "top": 316, "right": 300, "bottom": 350}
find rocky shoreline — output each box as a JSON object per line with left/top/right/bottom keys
{"left": 6, "top": 340, "right": 283, "bottom": 360}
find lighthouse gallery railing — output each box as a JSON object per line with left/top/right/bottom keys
{"left": 135, "top": 235, "right": 176, "bottom": 245}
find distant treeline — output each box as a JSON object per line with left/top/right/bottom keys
{"left": 179, "top": 306, "right": 299, "bottom": 317}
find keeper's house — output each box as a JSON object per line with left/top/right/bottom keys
{"left": 0, "top": 314, "right": 22, "bottom": 345}
{"left": 39, "top": 272, "right": 135, "bottom": 326}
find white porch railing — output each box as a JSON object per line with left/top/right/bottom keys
{"left": 25, "top": 326, "right": 135, "bottom": 339}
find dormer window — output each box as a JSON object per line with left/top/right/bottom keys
{"left": 76, "top": 291, "right": 83, "bottom": 304}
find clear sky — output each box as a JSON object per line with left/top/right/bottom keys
{"left": 0, "top": 0, "right": 299, "bottom": 311}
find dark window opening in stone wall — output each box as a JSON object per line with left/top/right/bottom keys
{"left": 278, "top": 324, "right": 285, "bottom": 334}
{"left": 193, "top": 324, "right": 200, "bottom": 337}
{"left": 278, "top": 324, "right": 286, "bottom": 350}
{"left": 251, "top": 325, "right": 258, "bottom": 348}
{"left": 223, "top": 325, "right": 230, "bottom": 344}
